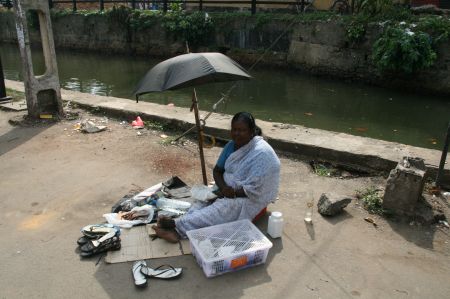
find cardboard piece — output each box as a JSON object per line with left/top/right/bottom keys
{"left": 105, "top": 225, "right": 191, "bottom": 264}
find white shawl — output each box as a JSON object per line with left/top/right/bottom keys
{"left": 224, "top": 136, "right": 280, "bottom": 210}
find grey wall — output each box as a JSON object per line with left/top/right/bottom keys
{"left": 2, "top": 11, "right": 450, "bottom": 95}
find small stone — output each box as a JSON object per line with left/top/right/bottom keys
{"left": 317, "top": 193, "right": 353, "bottom": 216}
{"left": 341, "top": 170, "right": 352, "bottom": 178}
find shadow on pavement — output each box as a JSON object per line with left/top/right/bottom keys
{"left": 321, "top": 210, "right": 353, "bottom": 225}
{"left": 0, "top": 125, "right": 52, "bottom": 156}
{"left": 386, "top": 218, "right": 436, "bottom": 250}
{"left": 94, "top": 215, "right": 282, "bottom": 299}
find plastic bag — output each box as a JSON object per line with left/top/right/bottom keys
{"left": 103, "top": 205, "right": 155, "bottom": 228}
{"left": 191, "top": 185, "right": 218, "bottom": 202}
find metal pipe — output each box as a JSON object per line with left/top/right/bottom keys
{"left": 436, "top": 121, "right": 450, "bottom": 187}
{"left": 0, "top": 54, "right": 7, "bottom": 99}
{"left": 0, "top": 54, "right": 11, "bottom": 102}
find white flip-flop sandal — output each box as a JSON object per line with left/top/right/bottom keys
{"left": 132, "top": 260, "right": 148, "bottom": 287}
{"left": 140, "top": 264, "right": 183, "bottom": 279}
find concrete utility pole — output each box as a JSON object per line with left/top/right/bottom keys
{"left": 12, "top": 0, "right": 63, "bottom": 119}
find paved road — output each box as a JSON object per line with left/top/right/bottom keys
{"left": 0, "top": 108, "right": 449, "bottom": 299}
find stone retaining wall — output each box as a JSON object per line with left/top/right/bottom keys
{"left": 1, "top": 11, "right": 450, "bottom": 95}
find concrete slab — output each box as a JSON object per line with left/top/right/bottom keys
{"left": 0, "top": 99, "right": 27, "bottom": 111}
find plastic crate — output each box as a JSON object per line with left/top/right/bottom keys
{"left": 186, "top": 219, "right": 273, "bottom": 277}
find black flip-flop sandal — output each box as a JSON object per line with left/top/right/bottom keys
{"left": 80, "top": 236, "right": 121, "bottom": 257}
{"left": 77, "top": 235, "right": 102, "bottom": 246}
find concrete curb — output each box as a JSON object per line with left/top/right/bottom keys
{"left": 5, "top": 79, "right": 449, "bottom": 186}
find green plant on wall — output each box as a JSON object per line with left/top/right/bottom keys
{"left": 371, "top": 24, "right": 437, "bottom": 74}
{"left": 162, "top": 8, "right": 213, "bottom": 47}
{"left": 416, "top": 15, "right": 450, "bottom": 45}
{"left": 346, "top": 17, "right": 367, "bottom": 43}
{"left": 105, "top": 5, "right": 132, "bottom": 26}
{"left": 353, "top": 0, "right": 394, "bottom": 17}
{"left": 128, "top": 9, "right": 161, "bottom": 29}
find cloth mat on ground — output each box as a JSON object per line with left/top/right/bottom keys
{"left": 105, "top": 225, "right": 191, "bottom": 264}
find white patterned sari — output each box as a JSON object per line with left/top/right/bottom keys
{"left": 175, "top": 136, "right": 280, "bottom": 237}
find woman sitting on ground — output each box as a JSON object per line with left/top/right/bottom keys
{"left": 153, "top": 112, "right": 281, "bottom": 242}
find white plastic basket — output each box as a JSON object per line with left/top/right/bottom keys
{"left": 186, "top": 219, "right": 273, "bottom": 277}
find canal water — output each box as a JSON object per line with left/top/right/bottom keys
{"left": 1, "top": 43, "right": 449, "bottom": 150}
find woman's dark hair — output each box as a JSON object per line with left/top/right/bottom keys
{"left": 231, "top": 112, "right": 262, "bottom": 136}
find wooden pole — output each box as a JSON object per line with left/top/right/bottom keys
{"left": 192, "top": 89, "right": 208, "bottom": 185}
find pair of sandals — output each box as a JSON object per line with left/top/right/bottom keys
{"left": 132, "top": 260, "right": 182, "bottom": 287}
{"left": 77, "top": 224, "right": 121, "bottom": 258}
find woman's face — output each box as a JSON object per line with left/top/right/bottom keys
{"left": 231, "top": 120, "right": 253, "bottom": 148}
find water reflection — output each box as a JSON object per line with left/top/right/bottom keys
{"left": 1, "top": 43, "right": 449, "bottom": 149}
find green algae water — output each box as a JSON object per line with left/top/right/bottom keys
{"left": 1, "top": 43, "right": 449, "bottom": 150}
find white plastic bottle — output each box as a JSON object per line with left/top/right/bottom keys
{"left": 156, "top": 198, "right": 191, "bottom": 210}
{"left": 267, "top": 211, "right": 284, "bottom": 238}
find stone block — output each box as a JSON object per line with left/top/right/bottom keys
{"left": 383, "top": 157, "right": 426, "bottom": 214}
{"left": 317, "top": 193, "right": 352, "bottom": 216}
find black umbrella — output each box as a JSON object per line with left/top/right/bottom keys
{"left": 133, "top": 52, "right": 251, "bottom": 185}
{"left": 133, "top": 52, "right": 251, "bottom": 97}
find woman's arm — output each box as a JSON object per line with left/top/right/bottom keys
{"left": 213, "top": 165, "right": 232, "bottom": 196}
{"left": 213, "top": 166, "right": 246, "bottom": 198}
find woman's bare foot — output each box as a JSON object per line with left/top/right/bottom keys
{"left": 152, "top": 225, "right": 179, "bottom": 243}
{"left": 157, "top": 215, "right": 176, "bottom": 229}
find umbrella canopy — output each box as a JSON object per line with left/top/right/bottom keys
{"left": 133, "top": 52, "right": 251, "bottom": 96}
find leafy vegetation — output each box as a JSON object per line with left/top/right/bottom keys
{"left": 341, "top": 1, "right": 450, "bottom": 74}
{"left": 372, "top": 24, "right": 436, "bottom": 74}
{"left": 352, "top": 0, "right": 395, "bottom": 17}
{"left": 161, "top": 6, "right": 213, "bottom": 47}
{"left": 416, "top": 15, "right": 450, "bottom": 45}
{"left": 144, "top": 120, "right": 169, "bottom": 131}
{"left": 313, "top": 163, "right": 339, "bottom": 177}
{"left": 346, "top": 17, "right": 367, "bottom": 43}
{"left": 356, "top": 187, "right": 385, "bottom": 215}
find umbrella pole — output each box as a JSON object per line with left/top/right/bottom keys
{"left": 192, "top": 88, "right": 208, "bottom": 185}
